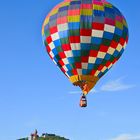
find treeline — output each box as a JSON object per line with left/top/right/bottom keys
{"left": 18, "top": 135, "right": 69, "bottom": 140}
{"left": 38, "top": 135, "right": 69, "bottom": 140}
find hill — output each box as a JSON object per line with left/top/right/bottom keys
{"left": 18, "top": 132, "right": 69, "bottom": 140}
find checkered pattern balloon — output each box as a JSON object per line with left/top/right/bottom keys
{"left": 42, "top": 0, "right": 128, "bottom": 94}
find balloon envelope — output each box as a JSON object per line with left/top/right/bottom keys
{"left": 42, "top": 0, "right": 128, "bottom": 94}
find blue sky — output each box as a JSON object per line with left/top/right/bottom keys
{"left": 0, "top": 0, "right": 140, "bottom": 140}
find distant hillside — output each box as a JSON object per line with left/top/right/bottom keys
{"left": 39, "top": 135, "right": 69, "bottom": 140}
{"left": 18, "top": 133, "right": 69, "bottom": 140}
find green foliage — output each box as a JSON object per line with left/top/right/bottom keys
{"left": 18, "top": 138, "right": 28, "bottom": 140}
{"left": 38, "top": 135, "right": 69, "bottom": 140}
{"left": 18, "top": 135, "right": 69, "bottom": 140}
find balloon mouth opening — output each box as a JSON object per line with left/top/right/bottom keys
{"left": 73, "top": 81, "right": 89, "bottom": 94}
{"left": 69, "top": 75, "right": 99, "bottom": 94}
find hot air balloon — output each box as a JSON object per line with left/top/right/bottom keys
{"left": 42, "top": 0, "right": 128, "bottom": 107}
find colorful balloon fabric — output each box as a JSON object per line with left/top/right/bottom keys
{"left": 42, "top": 0, "right": 128, "bottom": 94}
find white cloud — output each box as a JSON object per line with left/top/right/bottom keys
{"left": 110, "top": 133, "right": 140, "bottom": 140}
{"left": 90, "top": 89, "right": 98, "bottom": 93}
{"left": 101, "top": 77, "right": 135, "bottom": 92}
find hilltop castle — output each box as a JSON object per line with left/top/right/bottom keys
{"left": 18, "top": 130, "right": 69, "bottom": 140}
